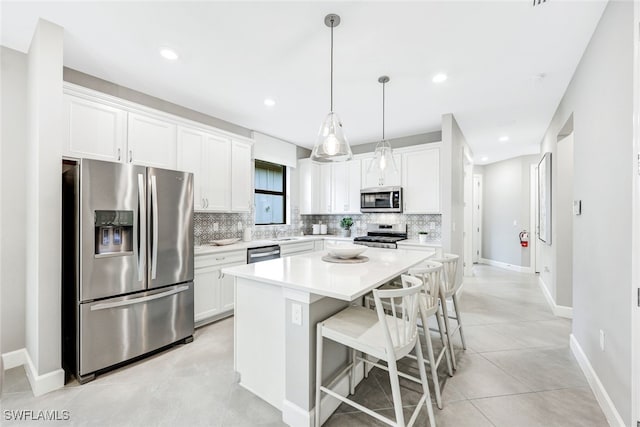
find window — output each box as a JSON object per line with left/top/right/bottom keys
{"left": 254, "top": 160, "right": 286, "bottom": 225}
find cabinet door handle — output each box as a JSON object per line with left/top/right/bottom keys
{"left": 128, "top": 150, "right": 133, "bottom": 163}
{"left": 215, "top": 257, "right": 226, "bottom": 261}
{"left": 205, "top": 198, "right": 209, "bottom": 208}
{"left": 117, "top": 148, "right": 121, "bottom": 161}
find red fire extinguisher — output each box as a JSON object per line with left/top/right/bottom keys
{"left": 519, "top": 231, "right": 529, "bottom": 248}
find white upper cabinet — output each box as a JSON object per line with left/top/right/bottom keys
{"left": 332, "top": 160, "right": 361, "bottom": 214}
{"left": 178, "top": 126, "right": 243, "bottom": 212}
{"left": 63, "top": 94, "right": 127, "bottom": 162}
{"left": 177, "top": 127, "right": 233, "bottom": 212}
{"left": 206, "top": 135, "right": 232, "bottom": 211}
{"left": 298, "top": 159, "right": 319, "bottom": 215}
{"left": 297, "top": 159, "right": 361, "bottom": 215}
{"left": 402, "top": 146, "right": 440, "bottom": 213}
{"left": 177, "top": 127, "right": 207, "bottom": 211}
{"left": 318, "top": 163, "right": 333, "bottom": 214}
{"left": 127, "top": 112, "right": 177, "bottom": 168}
{"left": 231, "top": 139, "right": 253, "bottom": 212}
{"left": 361, "top": 154, "right": 402, "bottom": 188}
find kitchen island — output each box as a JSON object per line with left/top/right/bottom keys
{"left": 222, "top": 247, "right": 435, "bottom": 427}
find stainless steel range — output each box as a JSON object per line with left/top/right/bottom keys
{"left": 353, "top": 224, "right": 407, "bottom": 249}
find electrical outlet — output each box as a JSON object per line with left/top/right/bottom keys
{"left": 599, "top": 329, "right": 605, "bottom": 351}
{"left": 213, "top": 222, "right": 219, "bottom": 232}
{"left": 237, "top": 221, "right": 243, "bottom": 231}
{"left": 291, "top": 303, "right": 302, "bottom": 326}
{"left": 429, "top": 222, "right": 436, "bottom": 230}
{"left": 513, "top": 220, "right": 518, "bottom": 226}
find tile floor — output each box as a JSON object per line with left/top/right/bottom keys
{"left": 1, "top": 265, "right": 608, "bottom": 426}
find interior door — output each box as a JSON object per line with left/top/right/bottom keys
{"left": 147, "top": 167, "right": 194, "bottom": 289}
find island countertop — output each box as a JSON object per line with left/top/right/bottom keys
{"left": 222, "top": 247, "right": 435, "bottom": 301}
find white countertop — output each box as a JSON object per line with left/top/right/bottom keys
{"left": 195, "top": 235, "right": 353, "bottom": 255}
{"left": 396, "top": 239, "right": 442, "bottom": 247}
{"left": 222, "top": 247, "right": 435, "bottom": 301}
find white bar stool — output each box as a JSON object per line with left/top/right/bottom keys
{"left": 432, "top": 253, "right": 466, "bottom": 370}
{"left": 407, "top": 260, "right": 454, "bottom": 409}
{"left": 315, "top": 275, "right": 436, "bottom": 427}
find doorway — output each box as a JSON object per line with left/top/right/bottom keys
{"left": 472, "top": 174, "right": 482, "bottom": 264}
{"left": 556, "top": 132, "right": 574, "bottom": 309}
{"left": 530, "top": 165, "right": 539, "bottom": 273}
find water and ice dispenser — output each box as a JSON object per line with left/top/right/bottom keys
{"left": 94, "top": 210, "right": 134, "bottom": 256}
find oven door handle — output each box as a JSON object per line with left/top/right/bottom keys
{"left": 249, "top": 250, "right": 280, "bottom": 259}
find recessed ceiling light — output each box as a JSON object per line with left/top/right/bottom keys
{"left": 160, "top": 48, "right": 179, "bottom": 61}
{"left": 481, "top": 156, "right": 489, "bottom": 162}
{"left": 432, "top": 73, "right": 448, "bottom": 83}
{"left": 499, "top": 136, "right": 509, "bottom": 142}
{"left": 264, "top": 98, "right": 276, "bottom": 107}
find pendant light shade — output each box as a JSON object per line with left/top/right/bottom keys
{"left": 310, "top": 14, "right": 353, "bottom": 163}
{"left": 368, "top": 76, "right": 398, "bottom": 176}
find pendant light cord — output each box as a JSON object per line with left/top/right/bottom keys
{"left": 330, "top": 18, "right": 334, "bottom": 113}
{"left": 382, "top": 80, "right": 386, "bottom": 140}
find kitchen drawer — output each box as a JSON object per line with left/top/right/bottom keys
{"left": 195, "top": 249, "right": 246, "bottom": 268}
{"left": 280, "top": 241, "right": 315, "bottom": 256}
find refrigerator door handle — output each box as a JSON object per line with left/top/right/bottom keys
{"left": 90, "top": 285, "right": 190, "bottom": 311}
{"left": 151, "top": 174, "right": 159, "bottom": 279}
{"left": 137, "top": 173, "right": 146, "bottom": 282}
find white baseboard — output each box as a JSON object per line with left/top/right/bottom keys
{"left": 479, "top": 258, "right": 533, "bottom": 274}
{"left": 2, "top": 347, "right": 64, "bottom": 396}
{"left": 282, "top": 360, "right": 366, "bottom": 427}
{"left": 2, "top": 348, "right": 27, "bottom": 370}
{"left": 537, "top": 276, "right": 573, "bottom": 319}
{"left": 570, "top": 334, "right": 624, "bottom": 427}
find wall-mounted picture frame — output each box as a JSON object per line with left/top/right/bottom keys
{"left": 538, "top": 152, "right": 552, "bottom": 244}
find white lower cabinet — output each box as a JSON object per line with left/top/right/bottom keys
{"left": 280, "top": 241, "right": 315, "bottom": 257}
{"left": 194, "top": 249, "right": 246, "bottom": 326}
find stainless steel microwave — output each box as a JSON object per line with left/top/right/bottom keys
{"left": 360, "top": 187, "right": 403, "bottom": 213}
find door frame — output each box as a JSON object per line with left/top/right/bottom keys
{"left": 632, "top": 0, "right": 640, "bottom": 423}
{"left": 472, "top": 174, "right": 483, "bottom": 264}
{"left": 530, "top": 164, "right": 539, "bottom": 273}
{"left": 463, "top": 161, "right": 474, "bottom": 276}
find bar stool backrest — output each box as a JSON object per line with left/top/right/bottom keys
{"left": 372, "top": 275, "right": 423, "bottom": 359}
{"left": 408, "top": 261, "right": 443, "bottom": 311}
{"left": 432, "top": 253, "right": 459, "bottom": 294}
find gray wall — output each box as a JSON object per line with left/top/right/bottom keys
{"left": 538, "top": 1, "right": 634, "bottom": 423}
{"left": 350, "top": 131, "right": 442, "bottom": 155}
{"left": 1, "top": 46, "right": 27, "bottom": 354}
{"left": 480, "top": 155, "right": 538, "bottom": 267}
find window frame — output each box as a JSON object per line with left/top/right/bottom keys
{"left": 254, "top": 159, "right": 287, "bottom": 226}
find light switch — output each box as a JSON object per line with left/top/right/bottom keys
{"left": 573, "top": 200, "right": 582, "bottom": 215}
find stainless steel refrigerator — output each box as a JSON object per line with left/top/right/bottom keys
{"left": 62, "top": 159, "right": 194, "bottom": 383}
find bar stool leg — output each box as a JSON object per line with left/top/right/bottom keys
{"left": 452, "top": 293, "right": 467, "bottom": 350}
{"left": 436, "top": 304, "right": 453, "bottom": 377}
{"left": 387, "top": 359, "right": 406, "bottom": 427}
{"left": 440, "top": 293, "right": 457, "bottom": 371}
{"left": 421, "top": 309, "right": 443, "bottom": 409}
{"left": 349, "top": 348, "right": 357, "bottom": 395}
{"left": 415, "top": 338, "right": 436, "bottom": 427}
{"left": 315, "top": 324, "right": 324, "bottom": 427}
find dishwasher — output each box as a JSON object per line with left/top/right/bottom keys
{"left": 247, "top": 245, "right": 281, "bottom": 264}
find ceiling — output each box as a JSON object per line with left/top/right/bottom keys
{"left": 1, "top": 1, "right": 607, "bottom": 165}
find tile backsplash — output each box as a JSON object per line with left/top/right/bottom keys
{"left": 195, "top": 208, "right": 441, "bottom": 244}
{"left": 302, "top": 214, "right": 441, "bottom": 241}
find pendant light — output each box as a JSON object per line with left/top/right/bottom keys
{"left": 310, "top": 14, "right": 353, "bottom": 163}
{"left": 368, "top": 75, "right": 398, "bottom": 178}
